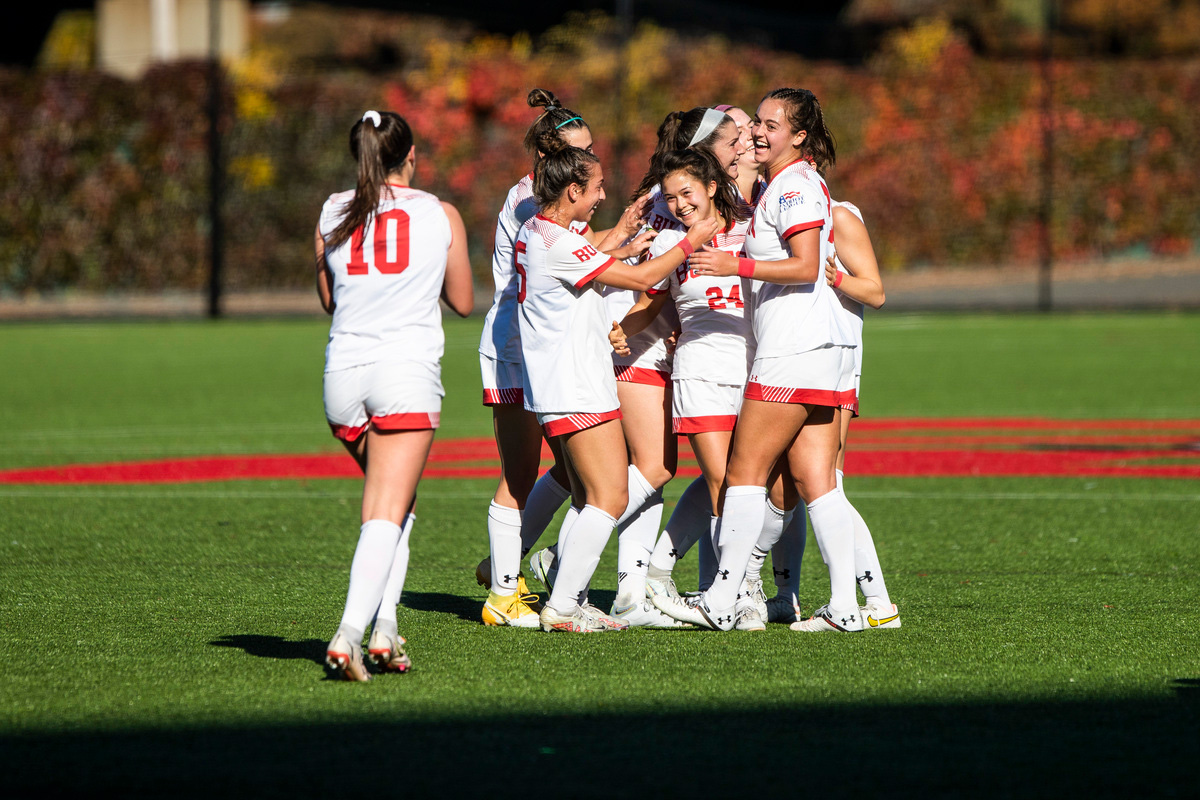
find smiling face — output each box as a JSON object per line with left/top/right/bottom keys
{"left": 724, "top": 107, "right": 759, "bottom": 176}
{"left": 661, "top": 169, "right": 716, "bottom": 229}
{"left": 704, "top": 119, "right": 745, "bottom": 179}
{"left": 570, "top": 162, "right": 605, "bottom": 223}
{"left": 751, "top": 99, "right": 806, "bottom": 174}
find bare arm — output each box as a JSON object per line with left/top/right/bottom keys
{"left": 441, "top": 202, "right": 475, "bottom": 317}
{"left": 589, "top": 193, "right": 653, "bottom": 251}
{"left": 825, "top": 206, "right": 885, "bottom": 309}
{"left": 315, "top": 225, "right": 334, "bottom": 315}
{"left": 689, "top": 225, "right": 822, "bottom": 284}
{"left": 594, "top": 217, "right": 720, "bottom": 292}
{"left": 617, "top": 290, "right": 670, "bottom": 340}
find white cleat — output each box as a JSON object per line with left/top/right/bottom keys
{"left": 745, "top": 577, "right": 768, "bottom": 622}
{"left": 326, "top": 632, "right": 371, "bottom": 682}
{"left": 611, "top": 596, "right": 692, "bottom": 628}
{"left": 734, "top": 600, "right": 766, "bottom": 632}
{"left": 645, "top": 574, "right": 681, "bottom": 603}
{"left": 540, "top": 602, "right": 629, "bottom": 633}
{"left": 766, "top": 595, "right": 801, "bottom": 624}
{"left": 528, "top": 548, "right": 557, "bottom": 592}
{"left": 861, "top": 601, "right": 901, "bottom": 629}
{"left": 790, "top": 604, "right": 864, "bottom": 633}
{"left": 650, "top": 592, "right": 735, "bottom": 631}
{"left": 366, "top": 629, "right": 413, "bottom": 673}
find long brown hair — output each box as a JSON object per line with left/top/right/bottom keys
{"left": 532, "top": 146, "right": 601, "bottom": 210}
{"left": 632, "top": 107, "right": 735, "bottom": 201}
{"left": 326, "top": 111, "right": 414, "bottom": 250}
{"left": 762, "top": 88, "right": 836, "bottom": 176}
{"left": 659, "top": 149, "right": 749, "bottom": 226}
{"left": 523, "top": 88, "right": 589, "bottom": 170}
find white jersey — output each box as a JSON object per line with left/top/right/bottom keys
{"left": 745, "top": 159, "right": 856, "bottom": 357}
{"left": 603, "top": 285, "right": 677, "bottom": 374}
{"left": 319, "top": 186, "right": 451, "bottom": 372}
{"left": 831, "top": 200, "right": 865, "bottom": 348}
{"left": 517, "top": 214, "right": 620, "bottom": 414}
{"left": 648, "top": 223, "right": 753, "bottom": 384}
{"left": 479, "top": 174, "right": 588, "bottom": 363}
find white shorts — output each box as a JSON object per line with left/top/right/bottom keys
{"left": 324, "top": 360, "right": 443, "bottom": 442}
{"left": 480, "top": 353, "right": 524, "bottom": 406}
{"left": 537, "top": 409, "right": 622, "bottom": 438}
{"left": 744, "top": 345, "right": 857, "bottom": 408}
{"left": 614, "top": 364, "right": 671, "bottom": 387}
{"left": 672, "top": 379, "right": 743, "bottom": 434}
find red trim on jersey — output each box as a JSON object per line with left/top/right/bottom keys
{"left": 744, "top": 382, "right": 858, "bottom": 408}
{"left": 646, "top": 287, "right": 669, "bottom": 296}
{"left": 542, "top": 409, "right": 623, "bottom": 438}
{"left": 673, "top": 414, "right": 738, "bottom": 434}
{"left": 482, "top": 388, "right": 524, "bottom": 407}
{"left": 614, "top": 365, "right": 670, "bottom": 386}
{"left": 764, "top": 159, "right": 805, "bottom": 187}
{"left": 781, "top": 219, "right": 823, "bottom": 241}
{"left": 535, "top": 213, "right": 562, "bottom": 226}
{"left": 573, "top": 257, "right": 615, "bottom": 289}
{"left": 329, "top": 422, "right": 368, "bottom": 443}
{"left": 372, "top": 412, "right": 441, "bottom": 431}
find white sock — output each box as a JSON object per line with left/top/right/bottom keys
{"left": 807, "top": 487, "right": 857, "bottom": 612}
{"left": 698, "top": 515, "right": 720, "bottom": 592}
{"left": 616, "top": 488, "right": 663, "bottom": 604}
{"left": 521, "top": 470, "right": 571, "bottom": 555}
{"left": 373, "top": 512, "right": 416, "bottom": 639}
{"left": 337, "top": 519, "right": 402, "bottom": 643}
{"left": 838, "top": 470, "right": 890, "bottom": 606}
{"left": 487, "top": 501, "right": 522, "bottom": 594}
{"left": 546, "top": 504, "right": 579, "bottom": 577}
{"left": 706, "top": 486, "right": 768, "bottom": 609}
{"left": 772, "top": 508, "right": 806, "bottom": 604}
{"left": 547, "top": 505, "right": 616, "bottom": 615}
{"left": 748, "top": 499, "right": 786, "bottom": 583}
{"left": 649, "top": 477, "right": 710, "bottom": 574}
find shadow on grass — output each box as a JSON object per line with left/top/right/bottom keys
{"left": 4, "top": 695, "right": 1197, "bottom": 797}
{"left": 209, "top": 635, "right": 325, "bottom": 665}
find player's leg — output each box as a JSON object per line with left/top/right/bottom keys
{"left": 837, "top": 416, "right": 899, "bottom": 629}
{"left": 767, "top": 471, "right": 805, "bottom": 623}
{"left": 369, "top": 505, "right": 416, "bottom": 672}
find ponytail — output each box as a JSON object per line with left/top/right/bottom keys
{"left": 761, "top": 88, "right": 836, "bottom": 175}
{"left": 326, "top": 110, "right": 414, "bottom": 250}
{"left": 523, "top": 88, "right": 589, "bottom": 169}
{"left": 532, "top": 146, "right": 600, "bottom": 210}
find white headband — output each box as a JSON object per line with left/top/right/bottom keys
{"left": 687, "top": 108, "right": 728, "bottom": 147}
{"left": 361, "top": 110, "right": 382, "bottom": 128}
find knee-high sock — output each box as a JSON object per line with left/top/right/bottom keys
{"left": 807, "top": 487, "right": 857, "bottom": 612}
{"left": 706, "top": 486, "right": 768, "bottom": 609}
{"left": 521, "top": 470, "right": 571, "bottom": 555}
{"left": 617, "top": 488, "right": 663, "bottom": 603}
{"left": 547, "top": 505, "right": 617, "bottom": 615}
{"left": 544, "top": 504, "right": 579, "bottom": 581}
{"left": 837, "top": 470, "right": 890, "bottom": 606}
{"left": 614, "top": 466, "right": 660, "bottom": 602}
{"left": 772, "top": 508, "right": 806, "bottom": 604}
{"left": 372, "top": 513, "right": 416, "bottom": 639}
{"left": 649, "top": 477, "right": 710, "bottom": 574}
{"left": 337, "top": 519, "right": 402, "bottom": 644}
{"left": 487, "top": 501, "right": 522, "bottom": 594}
{"left": 698, "top": 515, "right": 720, "bottom": 592}
{"left": 747, "top": 498, "right": 787, "bottom": 584}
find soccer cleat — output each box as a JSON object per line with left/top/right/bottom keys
{"left": 611, "top": 597, "right": 692, "bottom": 629}
{"left": 481, "top": 590, "right": 542, "bottom": 628}
{"left": 528, "top": 548, "right": 558, "bottom": 592}
{"left": 475, "top": 556, "right": 537, "bottom": 602}
{"left": 745, "top": 577, "right": 769, "bottom": 622}
{"left": 540, "top": 603, "right": 629, "bottom": 633}
{"left": 861, "top": 601, "right": 901, "bottom": 630}
{"left": 650, "top": 592, "right": 735, "bottom": 631}
{"left": 645, "top": 574, "right": 681, "bottom": 603}
{"left": 734, "top": 598, "right": 766, "bottom": 632}
{"left": 765, "top": 595, "right": 802, "bottom": 624}
{"left": 367, "top": 629, "right": 413, "bottom": 673}
{"left": 789, "top": 604, "right": 864, "bottom": 633}
{"left": 326, "top": 632, "right": 371, "bottom": 682}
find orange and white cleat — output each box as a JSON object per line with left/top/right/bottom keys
{"left": 326, "top": 632, "right": 371, "bottom": 682}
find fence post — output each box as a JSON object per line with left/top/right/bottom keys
{"left": 207, "top": 0, "right": 224, "bottom": 319}
{"left": 1038, "top": 0, "right": 1055, "bottom": 312}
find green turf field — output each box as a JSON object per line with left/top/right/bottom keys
{"left": 1, "top": 313, "right": 1198, "bottom": 797}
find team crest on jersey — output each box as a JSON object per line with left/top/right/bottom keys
{"left": 779, "top": 191, "right": 806, "bottom": 212}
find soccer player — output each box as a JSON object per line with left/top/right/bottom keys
{"left": 517, "top": 146, "right": 718, "bottom": 632}
{"left": 654, "top": 88, "right": 868, "bottom": 633}
{"left": 317, "top": 110, "right": 474, "bottom": 680}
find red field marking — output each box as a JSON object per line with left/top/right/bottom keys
{"left": 1, "top": 417, "right": 1197, "bottom": 484}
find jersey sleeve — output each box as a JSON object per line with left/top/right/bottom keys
{"left": 647, "top": 229, "right": 687, "bottom": 294}
{"left": 318, "top": 192, "right": 353, "bottom": 239}
{"left": 547, "top": 230, "right": 616, "bottom": 289}
{"left": 774, "top": 174, "right": 825, "bottom": 242}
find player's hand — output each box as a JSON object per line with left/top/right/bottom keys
{"left": 825, "top": 255, "right": 839, "bottom": 287}
{"left": 616, "top": 193, "right": 653, "bottom": 237}
{"left": 684, "top": 216, "right": 721, "bottom": 248}
{"left": 688, "top": 244, "right": 739, "bottom": 277}
{"left": 610, "top": 227, "right": 657, "bottom": 261}
{"left": 609, "top": 321, "right": 631, "bottom": 356}
{"left": 665, "top": 329, "right": 680, "bottom": 355}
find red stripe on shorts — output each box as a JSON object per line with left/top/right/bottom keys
{"left": 373, "top": 412, "right": 440, "bottom": 431}
{"left": 482, "top": 387, "right": 524, "bottom": 406}
{"left": 614, "top": 365, "right": 670, "bottom": 386}
{"left": 542, "top": 409, "right": 622, "bottom": 438}
{"left": 745, "top": 382, "right": 858, "bottom": 408}
{"left": 673, "top": 415, "right": 738, "bottom": 434}
{"left": 329, "top": 422, "right": 369, "bottom": 443}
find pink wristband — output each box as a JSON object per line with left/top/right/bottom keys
{"left": 833, "top": 271, "right": 844, "bottom": 288}
{"left": 675, "top": 238, "right": 696, "bottom": 257}
{"left": 737, "top": 258, "right": 756, "bottom": 278}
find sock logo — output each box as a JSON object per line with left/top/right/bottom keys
{"left": 716, "top": 569, "right": 730, "bottom": 581}
{"left": 840, "top": 613, "right": 857, "bottom": 627}
{"left": 635, "top": 560, "right": 648, "bottom": 568}
{"left": 503, "top": 574, "right": 519, "bottom": 583}
{"left": 857, "top": 570, "right": 874, "bottom": 584}
{"left": 774, "top": 568, "right": 791, "bottom": 579}
{"left": 715, "top": 615, "right": 732, "bottom": 625}
{"left": 669, "top": 549, "right": 681, "bottom": 559}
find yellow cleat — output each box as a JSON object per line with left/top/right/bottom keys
{"left": 476, "top": 557, "right": 540, "bottom": 609}
{"left": 481, "top": 590, "right": 542, "bottom": 628}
